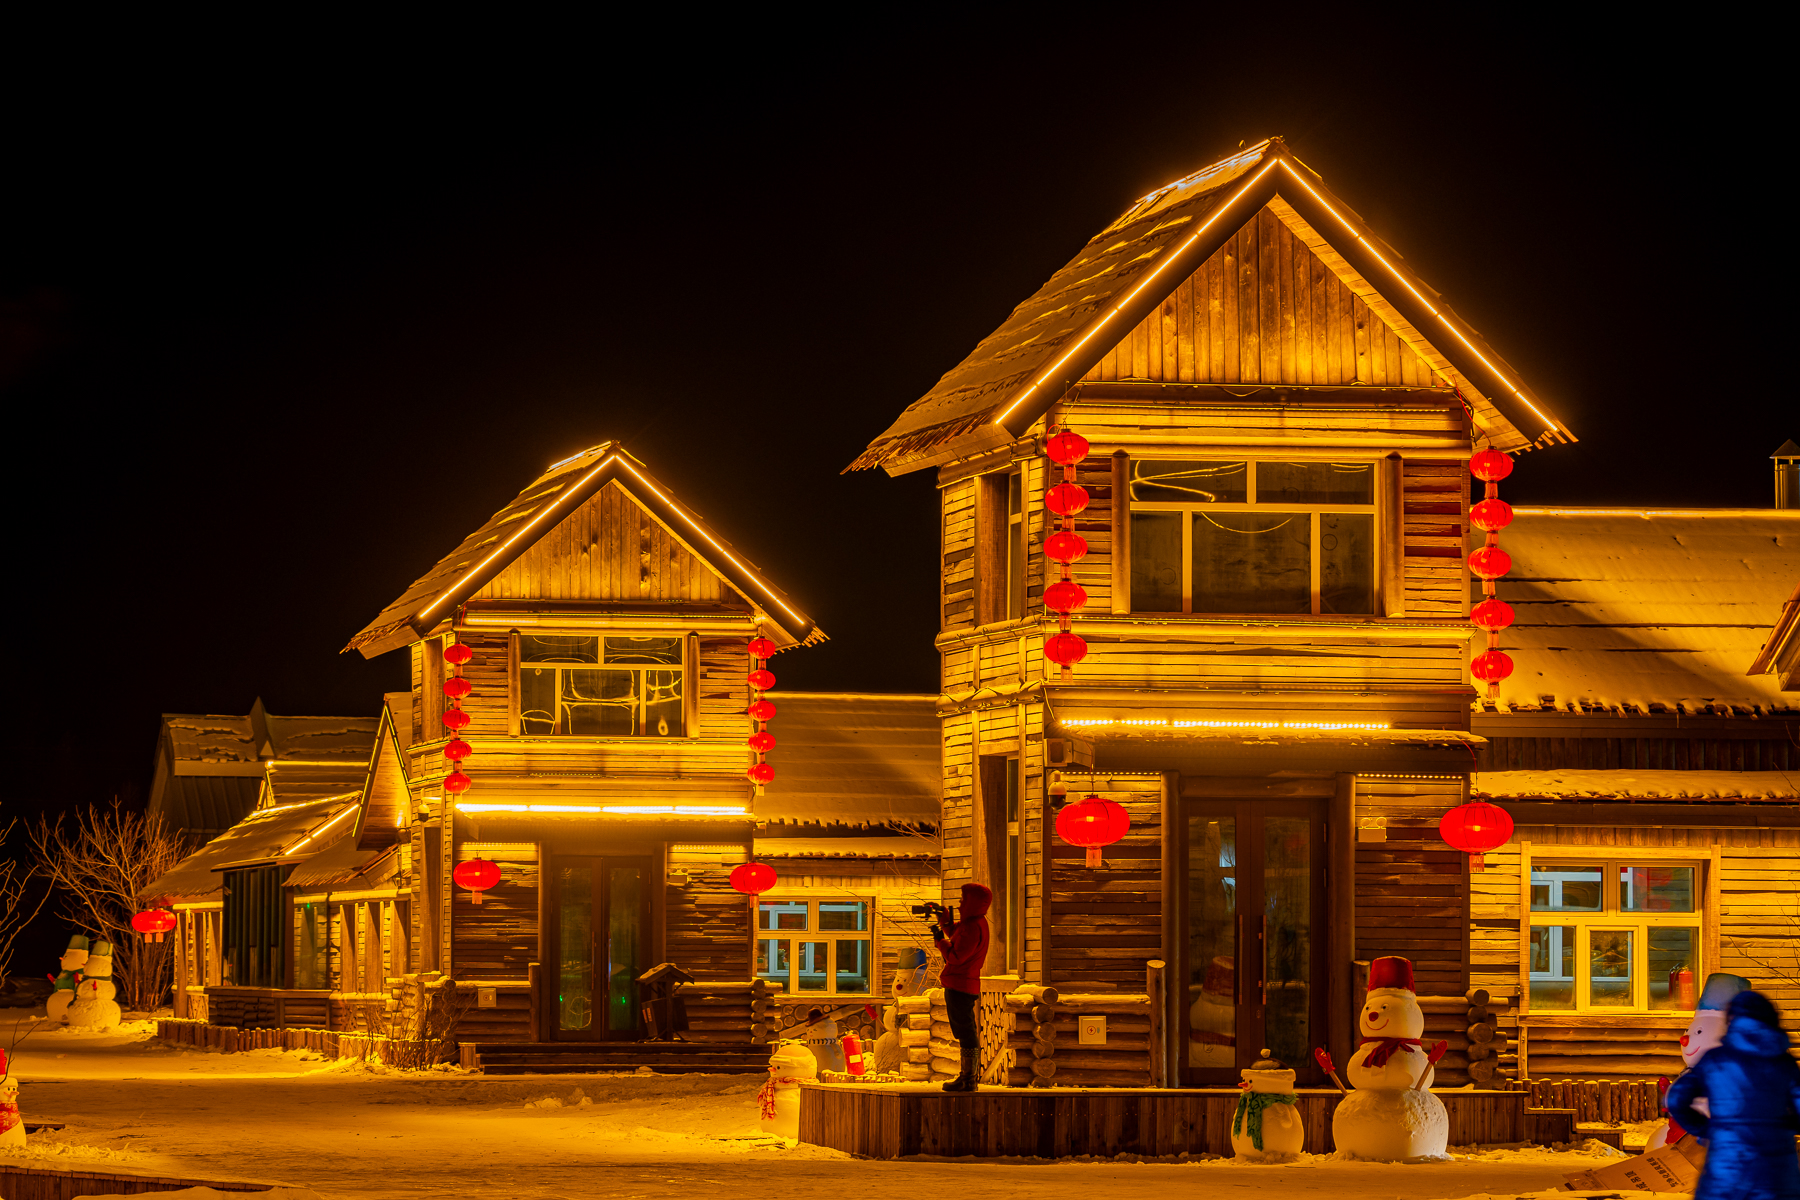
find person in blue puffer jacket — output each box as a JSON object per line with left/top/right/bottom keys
{"left": 1666, "top": 989, "right": 1800, "bottom": 1199}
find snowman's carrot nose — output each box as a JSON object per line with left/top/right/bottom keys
{"left": 1679, "top": 1034, "right": 1689, "bottom": 1047}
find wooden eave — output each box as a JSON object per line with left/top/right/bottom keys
{"left": 851, "top": 137, "right": 1574, "bottom": 476}
{"left": 351, "top": 701, "right": 411, "bottom": 851}
{"left": 344, "top": 443, "right": 825, "bottom": 658}
{"left": 1748, "top": 581, "right": 1800, "bottom": 682}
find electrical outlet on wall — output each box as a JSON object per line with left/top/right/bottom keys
{"left": 1078, "top": 1015, "right": 1107, "bottom": 1045}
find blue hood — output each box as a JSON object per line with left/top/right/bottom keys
{"left": 1725, "top": 990, "right": 1793, "bottom": 1058}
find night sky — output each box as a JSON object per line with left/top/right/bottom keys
{"left": 0, "top": 23, "right": 1781, "bottom": 833}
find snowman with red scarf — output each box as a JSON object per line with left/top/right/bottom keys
{"left": 1331, "top": 956, "right": 1449, "bottom": 1161}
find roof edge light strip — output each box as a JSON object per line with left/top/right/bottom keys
{"left": 992, "top": 159, "right": 1281, "bottom": 428}
{"left": 455, "top": 803, "right": 749, "bottom": 816}
{"left": 1272, "top": 160, "right": 1562, "bottom": 438}
{"left": 281, "top": 804, "right": 359, "bottom": 856}
{"left": 1062, "top": 718, "right": 1390, "bottom": 731}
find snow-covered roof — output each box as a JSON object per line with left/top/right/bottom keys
{"left": 144, "top": 798, "right": 359, "bottom": 902}
{"left": 755, "top": 692, "right": 939, "bottom": 828}
{"left": 1473, "top": 769, "right": 1799, "bottom": 802}
{"left": 1488, "top": 508, "right": 1800, "bottom": 714}
{"left": 754, "top": 836, "right": 939, "bottom": 861}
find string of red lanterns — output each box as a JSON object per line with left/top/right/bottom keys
{"left": 746, "top": 636, "right": 778, "bottom": 789}
{"left": 1467, "top": 447, "right": 1516, "bottom": 697}
{"left": 1043, "top": 429, "right": 1092, "bottom": 680}
{"left": 442, "top": 638, "right": 474, "bottom": 796}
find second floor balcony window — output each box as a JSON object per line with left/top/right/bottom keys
{"left": 1129, "top": 458, "right": 1376, "bottom": 615}
{"left": 519, "top": 635, "right": 685, "bottom": 737}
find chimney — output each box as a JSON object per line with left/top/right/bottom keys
{"left": 1777, "top": 440, "right": 1800, "bottom": 509}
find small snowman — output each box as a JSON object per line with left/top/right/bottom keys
{"left": 46, "top": 935, "right": 89, "bottom": 1024}
{"left": 0, "top": 1050, "right": 21, "bottom": 1147}
{"left": 1331, "top": 956, "right": 1449, "bottom": 1161}
{"left": 65, "top": 940, "right": 121, "bottom": 1031}
{"left": 1189, "top": 956, "right": 1236, "bottom": 1068}
{"left": 1646, "top": 971, "right": 1749, "bottom": 1148}
{"left": 756, "top": 1040, "right": 818, "bottom": 1138}
{"left": 1230, "top": 1048, "right": 1304, "bottom": 1159}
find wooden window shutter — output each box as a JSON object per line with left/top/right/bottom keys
{"left": 423, "top": 639, "right": 445, "bottom": 742}
{"left": 1111, "top": 451, "right": 1131, "bottom": 615}
{"left": 1378, "top": 454, "right": 1405, "bottom": 617}
{"left": 974, "top": 473, "right": 1008, "bottom": 625}
{"left": 685, "top": 633, "right": 700, "bottom": 737}
{"left": 507, "top": 630, "right": 521, "bottom": 736}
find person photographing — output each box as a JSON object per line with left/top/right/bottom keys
{"left": 927, "top": 882, "right": 991, "bottom": 1093}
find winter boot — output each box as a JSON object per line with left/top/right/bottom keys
{"left": 942, "top": 1046, "right": 978, "bottom": 1092}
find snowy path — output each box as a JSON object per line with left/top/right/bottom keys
{"left": 2, "top": 1016, "right": 1635, "bottom": 1199}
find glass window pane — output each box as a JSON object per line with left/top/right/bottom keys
{"left": 1621, "top": 866, "right": 1695, "bottom": 913}
{"left": 796, "top": 941, "right": 828, "bottom": 991}
{"left": 1192, "top": 511, "right": 1309, "bottom": 614}
{"left": 759, "top": 901, "right": 808, "bottom": 931}
{"left": 1186, "top": 814, "right": 1237, "bottom": 1068}
{"left": 642, "top": 669, "right": 685, "bottom": 737}
{"left": 1132, "top": 459, "right": 1247, "bottom": 504}
{"left": 606, "top": 867, "right": 642, "bottom": 1033}
{"left": 604, "top": 637, "right": 683, "bottom": 665}
{"left": 1528, "top": 925, "right": 1575, "bottom": 1010}
{"left": 1530, "top": 865, "right": 1603, "bottom": 912}
{"left": 835, "top": 939, "right": 872, "bottom": 993}
{"left": 1590, "top": 929, "right": 1634, "bottom": 1008}
{"left": 557, "top": 865, "right": 593, "bottom": 1031}
{"left": 521, "top": 634, "right": 600, "bottom": 663}
{"left": 1319, "top": 513, "right": 1375, "bottom": 615}
{"left": 818, "top": 901, "right": 867, "bottom": 931}
{"left": 1264, "top": 816, "right": 1312, "bottom": 1072}
{"left": 756, "top": 938, "right": 790, "bottom": 992}
{"left": 1649, "top": 927, "right": 1699, "bottom": 1011}
{"left": 1131, "top": 512, "right": 1183, "bottom": 612}
{"left": 1256, "top": 461, "right": 1375, "bottom": 505}
{"left": 562, "top": 669, "right": 636, "bottom": 736}
{"left": 520, "top": 667, "right": 557, "bottom": 735}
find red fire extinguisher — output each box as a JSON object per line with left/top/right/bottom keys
{"left": 1670, "top": 965, "right": 1695, "bottom": 1009}
{"left": 841, "top": 1032, "right": 866, "bottom": 1076}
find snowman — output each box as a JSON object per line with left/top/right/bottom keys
{"left": 1230, "top": 1048, "right": 1304, "bottom": 1159}
{"left": 1645, "top": 971, "right": 1750, "bottom": 1149}
{"left": 756, "top": 1040, "right": 818, "bottom": 1138}
{"left": 65, "top": 940, "right": 121, "bottom": 1030}
{"left": 0, "top": 1050, "right": 21, "bottom": 1147}
{"left": 1189, "top": 955, "right": 1236, "bottom": 1068}
{"left": 1331, "top": 956, "right": 1449, "bottom": 1161}
{"left": 873, "top": 947, "right": 929, "bottom": 1076}
{"left": 46, "top": 935, "right": 89, "bottom": 1024}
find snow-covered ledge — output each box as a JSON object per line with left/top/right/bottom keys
{"left": 1472, "top": 769, "right": 1800, "bottom": 802}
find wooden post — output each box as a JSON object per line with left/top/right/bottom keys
{"left": 1329, "top": 773, "right": 1357, "bottom": 1077}
{"left": 1110, "top": 452, "right": 1130, "bottom": 614}
{"left": 528, "top": 962, "right": 541, "bottom": 1043}
{"left": 1377, "top": 453, "right": 1404, "bottom": 617}
{"left": 1146, "top": 959, "right": 1165, "bottom": 1088}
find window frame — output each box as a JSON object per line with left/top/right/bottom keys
{"left": 514, "top": 633, "right": 692, "bottom": 739}
{"left": 1523, "top": 854, "right": 1706, "bottom": 1015}
{"left": 752, "top": 894, "right": 877, "bottom": 998}
{"left": 1127, "top": 455, "right": 1379, "bottom": 617}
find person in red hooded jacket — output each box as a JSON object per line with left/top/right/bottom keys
{"left": 932, "top": 882, "right": 991, "bottom": 1092}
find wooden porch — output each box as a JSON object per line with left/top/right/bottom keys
{"left": 799, "top": 1083, "right": 1560, "bottom": 1159}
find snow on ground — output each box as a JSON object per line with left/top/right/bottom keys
{"left": 2, "top": 1012, "right": 1642, "bottom": 1199}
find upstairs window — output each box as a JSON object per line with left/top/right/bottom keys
{"left": 1129, "top": 459, "right": 1375, "bottom": 615}
{"left": 518, "top": 635, "right": 685, "bottom": 737}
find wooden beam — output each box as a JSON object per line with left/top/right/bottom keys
{"left": 1329, "top": 773, "right": 1356, "bottom": 1076}
{"left": 1378, "top": 454, "right": 1405, "bottom": 618}
{"left": 1111, "top": 452, "right": 1130, "bottom": 615}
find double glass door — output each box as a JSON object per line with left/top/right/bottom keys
{"left": 551, "top": 857, "right": 650, "bottom": 1040}
{"left": 1184, "top": 799, "right": 1326, "bottom": 1085}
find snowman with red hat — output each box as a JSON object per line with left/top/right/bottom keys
{"left": 1332, "top": 955, "right": 1450, "bottom": 1161}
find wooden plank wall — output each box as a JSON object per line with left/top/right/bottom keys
{"left": 666, "top": 848, "right": 753, "bottom": 981}
{"left": 450, "top": 844, "right": 538, "bottom": 981}
{"left": 1354, "top": 775, "right": 1468, "bottom": 997}
{"left": 1047, "top": 774, "right": 1164, "bottom": 991}
{"left": 475, "top": 480, "right": 729, "bottom": 604}
{"left": 942, "top": 479, "right": 976, "bottom": 630}
{"left": 1478, "top": 736, "right": 1800, "bottom": 771}
{"left": 1401, "top": 459, "right": 1469, "bottom": 618}
{"left": 1080, "top": 208, "right": 1449, "bottom": 389}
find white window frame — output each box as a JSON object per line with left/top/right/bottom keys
{"left": 1525, "top": 857, "right": 1705, "bottom": 1014}
{"left": 754, "top": 895, "right": 877, "bottom": 998}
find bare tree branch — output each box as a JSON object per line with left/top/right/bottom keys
{"left": 0, "top": 820, "right": 52, "bottom": 983}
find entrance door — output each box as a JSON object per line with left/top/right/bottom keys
{"left": 550, "top": 857, "right": 652, "bottom": 1040}
{"left": 1182, "top": 799, "right": 1327, "bottom": 1085}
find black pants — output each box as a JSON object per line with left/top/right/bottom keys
{"left": 945, "top": 986, "right": 979, "bottom": 1050}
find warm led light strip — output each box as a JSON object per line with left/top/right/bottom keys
{"left": 993, "top": 159, "right": 1281, "bottom": 427}
{"left": 1062, "top": 718, "right": 1389, "bottom": 732}
{"left": 281, "top": 805, "right": 358, "bottom": 855}
{"left": 1271, "top": 160, "right": 1559, "bottom": 436}
{"left": 456, "top": 803, "right": 748, "bottom": 816}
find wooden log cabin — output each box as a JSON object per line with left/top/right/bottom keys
{"left": 146, "top": 443, "right": 942, "bottom": 1064}
{"left": 847, "top": 136, "right": 1583, "bottom": 1088}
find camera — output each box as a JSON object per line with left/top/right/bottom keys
{"left": 911, "top": 901, "right": 950, "bottom": 919}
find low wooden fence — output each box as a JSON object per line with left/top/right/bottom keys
{"left": 155, "top": 1019, "right": 448, "bottom": 1066}
{"left": 1509, "top": 1077, "right": 1664, "bottom": 1125}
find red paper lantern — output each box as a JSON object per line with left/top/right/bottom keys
{"left": 442, "top": 707, "right": 471, "bottom": 731}
{"left": 1470, "top": 598, "right": 1515, "bottom": 632}
{"left": 730, "top": 862, "right": 777, "bottom": 895}
{"left": 748, "top": 637, "right": 777, "bottom": 659}
{"left": 132, "top": 909, "right": 176, "bottom": 942}
{"left": 443, "top": 769, "right": 473, "bottom": 794}
{"left": 1470, "top": 498, "right": 1514, "bottom": 532}
{"left": 442, "top": 677, "right": 472, "bottom": 700}
{"left": 443, "top": 738, "right": 473, "bottom": 761}
{"left": 1044, "top": 632, "right": 1089, "bottom": 666}
{"left": 1470, "top": 448, "right": 1514, "bottom": 482}
{"left": 1470, "top": 649, "right": 1515, "bottom": 682}
{"left": 747, "top": 730, "right": 776, "bottom": 754}
{"left": 748, "top": 668, "right": 777, "bottom": 691}
{"left": 1439, "top": 801, "right": 1515, "bottom": 870}
{"left": 1056, "top": 795, "right": 1131, "bottom": 867}
{"left": 748, "top": 698, "right": 778, "bottom": 722}
{"left": 454, "top": 858, "right": 501, "bottom": 903}
{"left": 1044, "top": 530, "right": 1089, "bottom": 563}
{"left": 747, "top": 762, "right": 775, "bottom": 785}
{"left": 443, "top": 642, "right": 473, "bottom": 666}
{"left": 1045, "top": 482, "right": 1090, "bottom": 517}
{"left": 1045, "top": 430, "right": 1091, "bottom": 466}
{"left": 1043, "top": 580, "right": 1088, "bottom": 614}
{"left": 1468, "top": 545, "right": 1512, "bottom": 580}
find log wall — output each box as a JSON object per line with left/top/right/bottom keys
{"left": 1047, "top": 774, "right": 1164, "bottom": 992}
{"left": 450, "top": 843, "right": 538, "bottom": 982}
{"left": 1354, "top": 774, "right": 1469, "bottom": 998}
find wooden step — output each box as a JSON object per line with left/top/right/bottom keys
{"left": 479, "top": 1060, "right": 767, "bottom": 1075}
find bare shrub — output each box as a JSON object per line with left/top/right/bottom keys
{"left": 0, "top": 819, "right": 51, "bottom": 984}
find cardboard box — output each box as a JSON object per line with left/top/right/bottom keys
{"left": 1561, "top": 1134, "right": 1704, "bottom": 1192}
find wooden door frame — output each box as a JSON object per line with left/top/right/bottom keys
{"left": 544, "top": 853, "right": 654, "bottom": 1042}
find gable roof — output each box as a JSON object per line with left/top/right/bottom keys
{"left": 142, "top": 796, "right": 359, "bottom": 903}
{"left": 352, "top": 697, "right": 412, "bottom": 851}
{"left": 345, "top": 443, "right": 824, "bottom": 658}
{"left": 850, "top": 137, "right": 1574, "bottom": 475}
{"left": 1488, "top": 508, "right": 1800, "bottom": 714}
